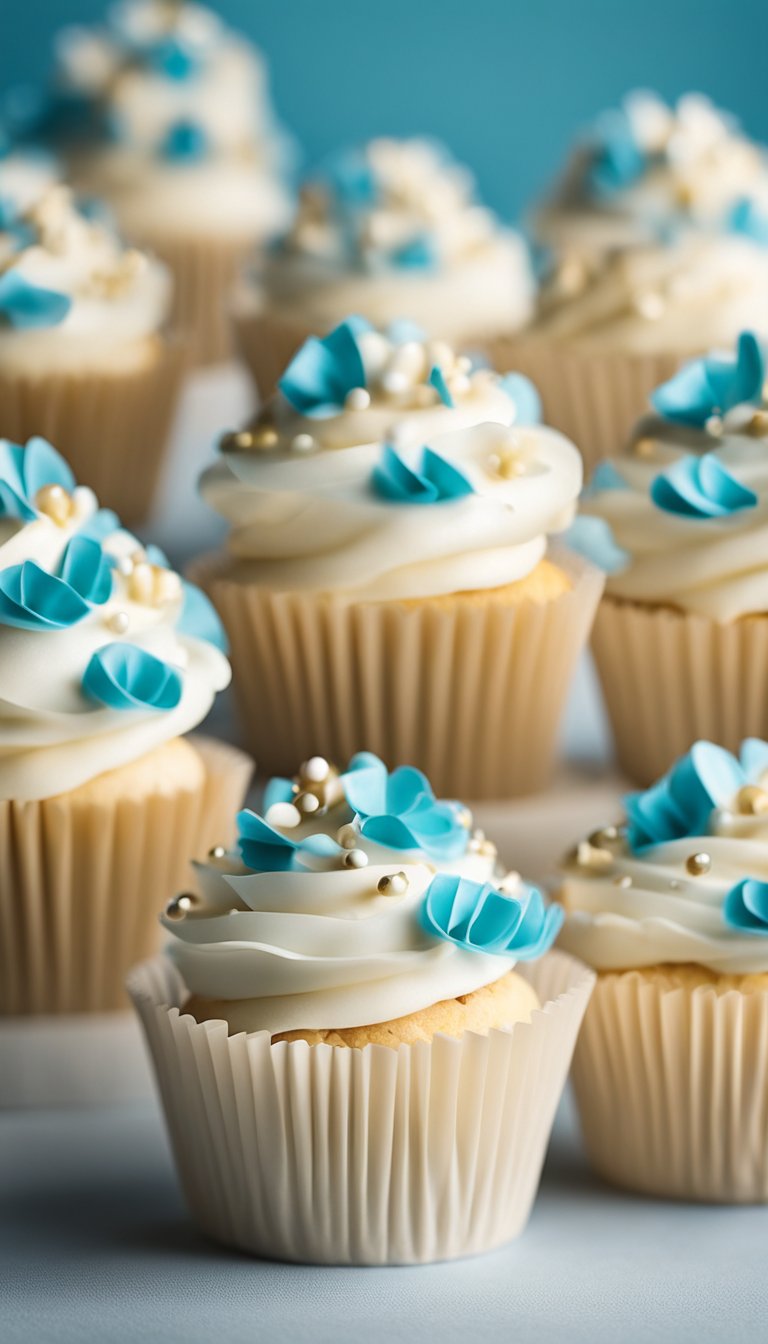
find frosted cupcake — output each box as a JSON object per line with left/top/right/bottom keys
{"left": 191, "top": 318, "right": 603, "bottom": 797}
{"left": 0, "top": 184, "right": 185, "bottom": 524}
{"left": 234, "top": 137, "right": 533, "bottom": 397}
{"left": 497, "top": 230, "right": 768, "bottom": 472}
{"left": 574, "top": 331, "right": 768, "bottom": 784}
{"left": 535, "top": 90, "right": 768, "bottom": 259}
{"left": 558, "top": 738, "right": 768, "bottom": 1201}
{"left": 129, "top": 750, "right": 593, "bottom": 1263}
{"left": 34, "top": 0, "right": 292, "bottom": 363}
{"left": 0, "top": 436, "right": 252, "bottom": 1016}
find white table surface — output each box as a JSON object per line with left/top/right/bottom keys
{"left": 3, "top": 368, "right": 765, "bottom": 1343}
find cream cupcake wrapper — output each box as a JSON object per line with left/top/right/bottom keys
{"left": 485, "top": 337, "right": 683, "bottom": 472}
{"left": 572, "top": 969, "right": 768, "bottom": 1202}
{"left": 0, "top": 735, "right": 252, "bottom": 1017}
{"left": 189, "top": 545, "right": 603, "bottom": 799}
{"left": 0, "top": 335, "right": 187, "bottom": 527}
{"left": 128, "top": 948, "right": 594, "bottom": 1265}
{"left": 143, "top": 232, "right": 261, "bottom": 367}
{"left": 591, "top": 594, "right": 768, "bottom": 786}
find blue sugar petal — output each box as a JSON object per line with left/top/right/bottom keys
{"left": 625, "top": 740, "right": 745, "bottom": 850}
{"left": 0, "top": 271, "right": 71, "bottom": 329}
{"left": 724, "top": 879, "right": 768, "bottom": 934}
{"left": 59, "top": 536, "right": 113, "bottom": 606}
{"left": 160, "top": 119, "right": 209, "bottom": 163}
{"left": 428, "top": 365, "right": 454, "bottom": 407}
{"left": 562, "top": 516, "right": 629, "bottom": 574}
{"left": 278, "top": 317, "right": 369, "bottom": 417}
{"left": 177, "top": 581, "right": 228, "bottom": 652}
{"left": 82, "top": 643, "right": 183, "bottom": 711}
{"left": 651, "top": 331, "right": 764, "bottom": 427}
{"left": 651, "top": 453, "right": 757, "bottom": 518}
{"left": 262, "top": 777, "right": 295, "bottom": 811}
{"left": 499, "top": 373, "right": 542, "bottom": 426}
{"left": 0, "top": 561, "right": 91, "bottom": 630}
{"left": 422, "top": 873, "right": 562, "bottom": 959}
{"left": 371, "top": 442, "right": 474, "bottom": 505}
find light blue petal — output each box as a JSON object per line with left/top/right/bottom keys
{"left": 728, "top": 197, "right": 768, "bottom": 247}
{"left": 723, "top": 879, "right": 768, "bottom": 934}
{"left": 0, "top": 271, "right": 71, "bottom": 329}
{"left": 740, "top": 738, "right": 768, "bottom": 781}
{"left": 499, "top": 373, "right": 542, "bottom": 425}
{"left": 262, "top": 777, "right": 295, "bottom": 811}
{"left": 584, "top": 461, "right": 629, "bottom": 495}
{"left": 650, "top": 453, "right": 757, "bottom": 518}
{"left": 562, "top": 517, "right": 629, "bottom": 573}
{"left": 390, "top": 235, "right": 437, "bottom": 270}
{"left": 22, "top": 436, "right": 75, "bottom": 497}
{"left": 421, "top": 874, "right": 562, "bottom": 959}
{"left": 371, "top": 443, "right": 474, "bottom": 505}
{"left": 651, "top": 332, "right": 764, "bottom": 427}
{"left": 0, "top": 561, "right": 90, "bottom": 630}
{"left": 59, "top": 536, "right": 112, "bottom": 606}
{"left": 160, "top": 119, "right": 209, "bottom": 163}
{"left": 177, "top": 581, "right": 228, "bottom": 652}
{"left": 82, "top": 643, "right": 183, "bottom": 711}
{"left": 586, "top": 107, "right": 646, "bottom": 198}
{"left": 278, "top": 317, "right": 369, "bottom": 417}
{"left": 238, "top": 808, "right": 297, "bottom": 872}
{"left": 428, "top": 365, "right": 454, "bottom": 407}
{"left": 342, "top": 756, "right": 388, "bottom": 817}
{"left": 625, "top": 740, "right": 744, "bottom": 850}
{"left": 385, "top": 764, "right": 431, "bottom": 815}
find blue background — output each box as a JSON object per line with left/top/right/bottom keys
{"left": 2, "top": 0, "right": 767, "bottom": 223}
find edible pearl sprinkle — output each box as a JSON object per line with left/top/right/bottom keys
{"left": 377, "top": 872, "right": 409, "bottom": 895}
{"left": 107, "top": 610, "right": 129, "bottom": 635}
{"left": 686, "top": 852, "right": 711, "bottom": 876}
{"left": 264, "top": 802, "right": 302, "bottom": 829}
{"left": 337, "top": 824, "right": 358, "bottom": 849}
{"left": 165, "top": 893, "right": 195, "bottom": 920}
{"left": 737, "top": 785, "right": 768, "bottom": 815}
{"left": 291, "top": 433, "right": 316, "bottom": 453}
{"left": 345, "top": 387, "right": 371, "bottom": 411}
{"left": 303, "top": 756, "right": 329, "bottom": 782}
{"left": 613, "top": 875, "right": 632, "bottom": 888}
{"left": 208, "top": 846, "right": 226, "bottom": 860}
{"left": 343, "top": 848, "right": 368, "bottom": 869}
{"left": 297, "top": 792, "right": 320, "bottom": 814}
{"left": 35, "top": 483, "right": 74, "bottom": 526}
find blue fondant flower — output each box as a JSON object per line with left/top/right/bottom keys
{"left": 625, "top": 740, "right": 764, "bottom": 850}
{"left": 59, "top": 535, "right": 113, "bottom": 606}
{"left": 0, "top": 436, "right": 75, "bottom": 521}
{"left": 585, "top": 108, "right": 646, "bottom": 198}
{"left": 499, "top": 373, "right": 542, "bottom": 426}
{"left": 0, "top": 269, "right": 71, "bottom": 329}
{"left": 237, "top": 808, "right": 342, "bottom": 872}
{"left": 562, "top": 516, "right": 629, "bottom": 574}
{"left": 325, "top": 148, "right": 379, "bottom": 207}
{"left": 422, "top": 873, "right": 563, "bottom": 959}
{"left": 177, "top": 581, "right": 228, "bottom": 652}
{"left": 341, "top": 753, "right": 468, "bottom": 860}
{"left": 723, "top": 879, "right": 768, "bottom": 935}
{"left": 278, "top": 317, "right": 371, "bottom": 417}
{"left": 651, "top": 331, "right": 764, "bottom": 427}
{"left": 428, "top": 365, "right": 454, "bottom": 407}
{"left": 160, "top": 119, "right": 209, "bottom": 162}
{"left": 149, "top": 37, "right": 202, "bottom": 81}
{"left": 728, "top": 197, "right": 768, "bottom": 247}
{"left": 389, "top": 234, "right": 438, "bottom": 270}
{"left": 650, "top": 453, "right": 757, "bottom": 518}
{"left": 82, "top": 643, "right": 183, "bottom": 711}
{"left": 584, "top": 461, "right": 629, "bottom": 495}
{"left": 371, "top": 442, "right": 474, "bottom": 505}
{"left": 0, "top": 535, "right": 111, "bottom": 630}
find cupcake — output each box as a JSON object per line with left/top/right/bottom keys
{"left": 534, "top": 91, "right": 768, "bottom": 260}
{"left": 190, "top": 318, "right": 603, "bottom": 798}
{"left": 129, "top": 750, "right": 593, "bottom": 1263}
{"left": 31, "top": 0, "right": 292, "bottom": 364}
{"left": 558, "top": 737, "right": 768, "bottom": 1202}
{"left": 0, "top": 184, "right": 185, "bottom": 524}
{"left": 494, "top": 230, "right": 768, "bottom": 474}
{"left": 234, "top": 137, "right": 534, "bottom": 398}
{"left": 572, "top": 330, "right": 768, "bottom": 784}
{"left": 0, "top": 435, "right": 252, "bottom": 1016}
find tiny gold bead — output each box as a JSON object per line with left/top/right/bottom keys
{"left": 165, "top": 893, "right": 195, "bottom": 920}
{"left": 208, "top": 846, "right": 226, "bottom": 860}
{"left": 128, "top": 562, "right": 154, "bottom": 605}
{"left": 686, "top": 852, "right": 712, "bottom": 877}
{"left": 613, "top": 874, "right": 632, "bottom": 888}
{"left": 634, "top": 436, "right": 658, "bottom": 458}
{"left": 745, "top": 411, "right": 768, "bottom": 438}
{"left": 589, "top": 825, "right": 622, "bottom": 850}
{"left": 222, "top": 429, "right": 257, "bottom": 453}
{"left": 252, "top": 426, "right": 280, "bottom": 450}
{"left": 35, "top": 483, "right": 74, "bottom": 526}
{"left": 737, "top": 784, "right": 768, "bottom": 816}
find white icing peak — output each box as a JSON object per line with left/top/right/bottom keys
{"left": 558, "top": 782, "right": 768, "bottom": 975}
{"left": 163, "top": 759, "right": 514, "bottom": 1032}
{"left": 0, "top": 152, "right": 59, "bottom": 222}
{"left": 584, "top": 403, "right": 768, "bottom": 621}
{"left": 0, "top": 459, "right": 230, "bottom": 801}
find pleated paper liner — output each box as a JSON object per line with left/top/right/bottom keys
{"left": 571, "top": 968, "right": 768, "bottom": 1202}
{"left": 128, "top": 948, "right": 594, "bottom": 1265}
{"left": 591, "top": 594, "right": 768, "bottom": 787}
{"left": 232, "top": 304, "right": 313, "bottom": 401}
{"left": 485, "top": 337, "right": 683, "bottom": 474}
{"left": 0, "top": 734, "right": 252, "bottom": 1017}
{"left": 145, "top": 232, "right": 258, "bottom": 367}
{"left": 0, "top": 334, "right": 187, "bottom": 527}
{"left": 189, "top": 547, "right": 604, "bottom": 799}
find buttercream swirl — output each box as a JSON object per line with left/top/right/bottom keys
{"left": 528, "top": 233, "right": 768, "bottom": 354}
{"left": 253, "top": 138, "right": 533, "bottom": 338}
{"left": 38, "top": 1, "right": 292, "bottom": 240}
{"left": 0, "top": 185, "right": 171, "bottom": 371}
{"left": 201, "top": 324, "right": 581, "bottom": 601}
{"left": 537, "top": 90, "right": 768, "bottom": 257}
{"left": 580, "top": 332, "right": 768, "bottom": 621}
{"left": 164, "top": 752, "right": 559, "bottom": 1031}
{"left": 558, "top": 740, "right": 768, "bottom": 974}
{"left": 0, "top": 437, "right": 230, "bottom": 801}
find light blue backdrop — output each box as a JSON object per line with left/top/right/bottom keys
{"left": 2, "top": 0, "right": 767, "bottom": 223}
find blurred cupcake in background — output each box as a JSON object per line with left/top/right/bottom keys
{"left": 190, "top": 318, "right": 603, "bottom": 798}
{"left": 571, "top": 331, "right": 768, "bottom": 784}
{"left": 0, "top": 435, "right": 252, "bottom": 1018}
{"left": 234, "top": 137, "right": 534, "bottom": 398}
{"left": 558, "top": 737, "right": 768, "bottom": 1202}
{"left": 25, "top": 0, "right": 293, "bottom": 364}
{"left": 498, "top": 93, "right": 768, "bottom": 467}
{"left": 534, "top": 90, "right": 768, "bottom": 259}
{"left": 130, "top": 751, "right": 593, "bottom": 1263}
{"left": 0, "top": 184, "right": 185, "bottom": 524}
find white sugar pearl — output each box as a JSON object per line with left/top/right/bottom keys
{"left": 303, "top": 756, "right": 329, "bottom": 782}
{"left": 337, "top": 824, "right": 359, "bottom": 849}
{"left": 357, "top": 331, "right": 391, "bottom": 379}
{"left": 297, "top": 792, "right": 320, "bottom": 814}
{"left": 264, "top": 802, "right": 302, "bottom": 829}
{"left": 291, "top": 433, "right": 316, "bottom": 453}
{"left": 343, "top": 848, "right": 368, "bottom": 869}
{"left": 387, "top": 341, "right": 427, "bottom": 382}
{"left": 345, "top": 387, "right": 371, "bottom": 411}
{"left": 107, "top": 609, "right": 129, "bottom": 635}
{"left": 382, "top": 370, "right": 410, "bottom": 396}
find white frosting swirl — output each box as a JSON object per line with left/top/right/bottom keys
{"left": 0, "top": 486, "right": 230, "bottom": 801}
{"left": 537, "top": 91, "right": 768, "bottom": 257}
{"left": 0, "top": 152, "right": 59, "bottom": 218}
{"left": 529, "top": 233, "right": 768, "bottom": 354}
{"left": 559, "top": 802, "right": 768, "bottom": 975}
{"left": 164, "top": 809, "right": 518, "bottom": 1032}
{"left": 0, "top": 186, "right": 172, "bottom": 371}
{"left": 584, "top": 406, "right": 768, "bottom": 621}
{"left": 55, "top": 1, "right": 292, "bottom": 241}
{"left": 201, "top": 410, "right": 582, "bottom": 601}
{"left": 253, "top": 138, "right": 533, "bottom": 338}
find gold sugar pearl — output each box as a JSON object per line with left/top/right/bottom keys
{"left": 686, "top": 852, "right": 712, "bottom": 877}
{"left": 633, "top": 290, "right": 665, "bottom": 321}
{"left": 737, "top": 785, "right": 768, "bottom": 816}
{"left": 343, "top": 848, "right": 368, "bottom": 869}
{"left": 745, "top": 411, "right": 768, "bottom": 438}
{"left": 588, "top": 825, "right": 624, "bottom": 850}
{"left": 35, "top": 483, "right": 75, "bottom": 527}
{"left": 208, "top": 846, "right": 227, "bottom": 860}
{"left": 127, "top": 562, "right": 182, "bottom": 607}
{"left": 613, "top": 874, "right": 632, "bottom": 888}
{"left": 634, "top": 436, "right": 658, "bottom": 459}
{"left": 165, "top": 893, "right": 197, "bottom": 921}
{"left": 572, "top": 840, "right": 614, "bottom": 871}
{"left": 337, "top": 824, "right": 359, "bottom": 850}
